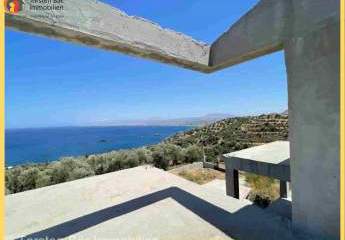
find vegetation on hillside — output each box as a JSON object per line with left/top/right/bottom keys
{"left": 166, "top": 114, "right": 288, "bottom": 162}
{"left": 5, "top": 144, "right": 203, "bottom": 194}
{"left": 6, "top": 113, "right": 288, "bottom": 197}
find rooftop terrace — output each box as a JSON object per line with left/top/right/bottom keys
{"left": 6, "top": 166, "right": 300, "bottom": 240}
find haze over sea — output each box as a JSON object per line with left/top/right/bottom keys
{"left": 5, "top": 126, "right": 190, "bottom": 167}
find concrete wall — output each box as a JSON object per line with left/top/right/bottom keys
{"left": 285, "top": 1, "right": 340, "bottom": 237}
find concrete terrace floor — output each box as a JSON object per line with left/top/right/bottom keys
{"left": 6, "top": 166, "right": 300, "bottom": 240}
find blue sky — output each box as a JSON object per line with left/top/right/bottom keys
{"left": 5, "top": 0, "right": 287, "bottom": 129}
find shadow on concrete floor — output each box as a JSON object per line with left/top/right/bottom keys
{"left": 266, "top": 198, "right": 292, "bottom": 220}
{"left": 17, "top": 187, "right": 296, "bottom": 240}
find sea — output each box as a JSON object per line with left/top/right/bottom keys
{"left": 5, "top": 126, "right": 191, "bottom": 167}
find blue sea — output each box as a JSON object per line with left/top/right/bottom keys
{"left": 5, "top": 126, "right": 190, "bottom": 167}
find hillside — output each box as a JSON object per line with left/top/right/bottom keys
{"left": 165, "top": 114, "right": 288, "bottom": 162}
{"left": 6, "top": 114, "right": 288, "bottom": 194}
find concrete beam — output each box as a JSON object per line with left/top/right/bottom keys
{"left": 6, "top": 0, "right": 210, "bottom": 72}
{"left": 5, "top": 0, "right": 295, "bottom": 73}
{"left": 5, "top": 0, "right": 297, "bottom": 73}
{"left": 209, "top": 0, "right": 291, "bottom": 71}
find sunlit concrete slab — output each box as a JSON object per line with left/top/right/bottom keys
{"left": 6, "top": 0, "right": 210, "bottom": 72}
{"left": 222, "top": 141, "right": 290, "bottom": 199}
{"left": 203, "top": 178, "right": 251, "bottom": 200}
{"left": 6, "top": 166, "right": 300, "bottom": 240}
{"left": 222, "top": 141, "right": 290, "bottom": 181}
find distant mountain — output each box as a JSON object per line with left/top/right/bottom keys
{"left": 93, "top": 113, "right": 234, "bottom": 127}
{"left": 282, "top": 109, "right": 288, "bottom": 115}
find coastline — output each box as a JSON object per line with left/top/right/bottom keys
{"left": 5, "top": 114, "right": 288, "bottom": 195}
{"left": 5, "top": 125, "right": 192, "bottom": 168}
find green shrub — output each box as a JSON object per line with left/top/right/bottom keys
{"left": 151, "top": 145, "right": 169, "bottom": 170}
{"left": 125, "top": 151, "right": 140, "bottom": 168}
{"left": 183, "top": 145, "right": 203, "bottom": 163}
{"left": 115, "top": 151, "right": 131, "bottom": 169}
{"left": 105, "top": 155, "right": 123, "bottom": 172}
{"left": 136, "top": 148, "right": 152, "bottom": 164}
{"left": 163, "top": 144, "right": 183, "bottom": 165}
{"left": 245, "top": 173, "right": 279, "bottom": 208}
{"left": 50, "top": 161, "right": 70, "bottom": 184}
{"left": 17, "top": 167, "right": 39, "bottom": 191}
{"left": 50, "top": 157, "right": 94, "bottom": 183}
{"left": 35, "top": 169, "right": 52, "bottom": 188}
{"left": 68, "top": 167, "right": 94, "bottom": 181}
{"left": 87, "top": 155, "right": 107, "bottom": 174}
{"left": 6, "top": 167, "right": 23, "bottom": 193}
{"left": 68, "top": 160, "right": 94, "bottom": 181}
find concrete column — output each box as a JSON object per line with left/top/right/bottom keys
{"left": 284, "top": 18, "right": 340, "bottom": 238}
{"left": 225, "top": 164, "right": 239, "bottom": 199}
{"left": 279, "top": 180, "right": 288, "bottom": 198}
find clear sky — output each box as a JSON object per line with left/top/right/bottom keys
{"left": 5, "top": 0, "right": 287, "bottom": 129}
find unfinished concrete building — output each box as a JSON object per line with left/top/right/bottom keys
{"left": 5, "top": 0, "right": 341, "bottom": 239}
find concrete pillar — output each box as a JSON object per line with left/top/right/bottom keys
{"left": 285, "top": 16, "right": 340, "bottom": 239}
{"left": 225, "top": 164, "right": 239, "bottom": 199}
{"left": 279, "top": 180, "right": 288, "bottom": 199}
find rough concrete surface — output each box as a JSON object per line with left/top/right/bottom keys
{"left": 6, "top": 166, "right": 302, "bottom": 240}
{"left": 203, "top": 178, "right": 251, "bottom": 201}
{"left": 223, "top": 141, "right": 290, "bottom": 166}
{"left": 209, "top": 0, "right": 290, "bottom": 70}
{"left": 223, "top": 141, "right": 290, "bottom": 181}
{"left": 285, "top": 8, "right": 340, "bottom": 238}
{"left": 6, "top": 0, "right": 210, "bottom": 72}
